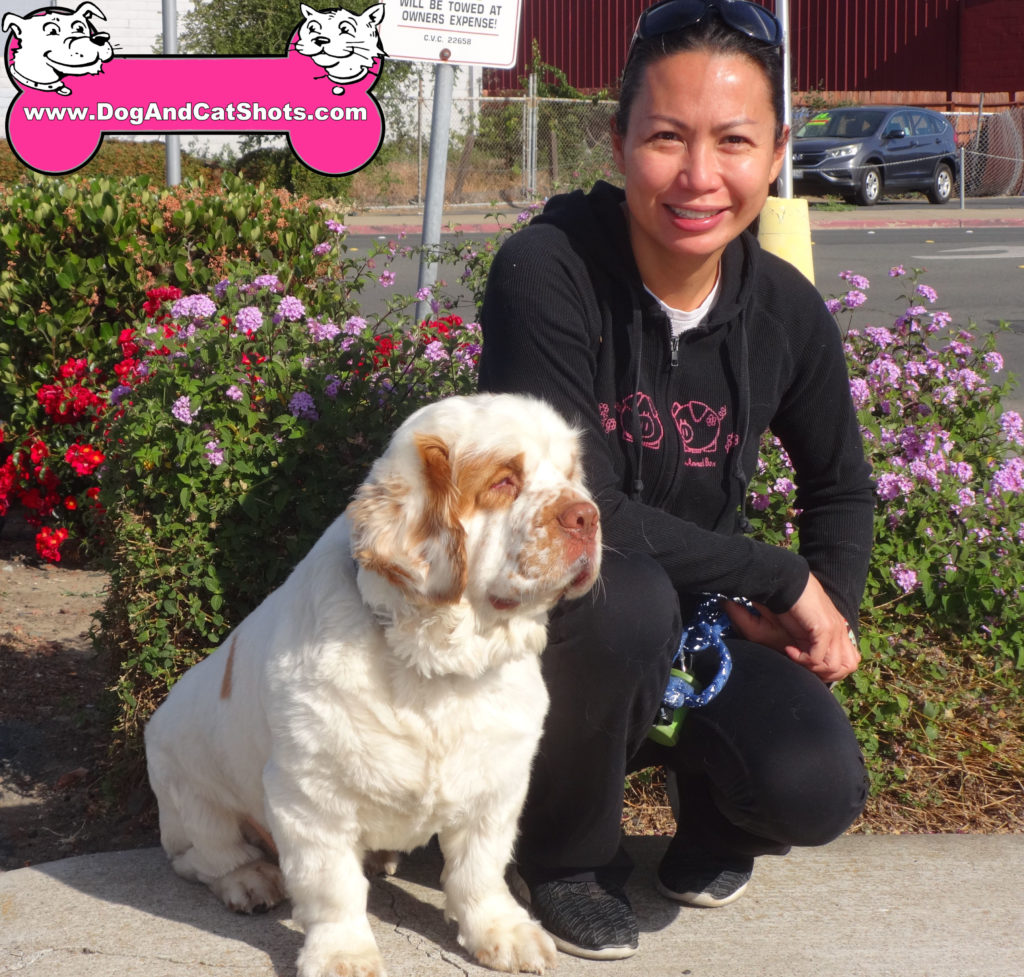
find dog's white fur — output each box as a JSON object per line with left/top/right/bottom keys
{"left": 146, "top": 393, "right": 602, "bottom": 977}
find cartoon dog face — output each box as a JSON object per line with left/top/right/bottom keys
{"left": 3, "top": 3, "right": 114, "bottom": 96}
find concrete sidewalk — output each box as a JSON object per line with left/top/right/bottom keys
{"left": 2, "top": 834, "right": 1021, "bottom": 976}
{"left": 341, "top": 196, "right": 1024, "bottom": 237}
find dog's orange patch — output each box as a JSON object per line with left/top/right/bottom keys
{"left": 220, "top": 635, "right": 238, "bottom": 700}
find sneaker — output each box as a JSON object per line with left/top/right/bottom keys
{"left": 656, "top": 852, "right": 754, "bottom": 907}
{"left": 514, "top": 875, "right": 639, "bottom": 960}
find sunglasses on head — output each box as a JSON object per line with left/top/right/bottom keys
{"left": 626, "top": 0, "right": 782, "bottom": 66}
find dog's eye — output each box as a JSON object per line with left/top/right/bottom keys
{"left": 44, "top": 23, "right": 60, "bottom": 35}
{"left": 490, "top": 477, "right": 518, "bottom": 497}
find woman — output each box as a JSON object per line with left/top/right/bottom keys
{"left": 478, "top": 0, "right": 875, "bottom": 962}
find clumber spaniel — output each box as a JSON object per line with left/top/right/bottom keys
{"left": 145, "top": 393, "right": 601, "bottom": 977}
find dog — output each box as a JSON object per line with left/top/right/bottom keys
{"left": 145, "top": 393, "right": 602, "bottom": 977}
{"left": 3, "top": 3, "right": 114, "bottom": 96}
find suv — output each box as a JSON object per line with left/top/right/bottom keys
{"left": 791, "top": 106, "right": 959, "bottom": 206}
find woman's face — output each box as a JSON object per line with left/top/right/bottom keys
{"left": 612, "top": 48, "right": 786, "bottom": 281}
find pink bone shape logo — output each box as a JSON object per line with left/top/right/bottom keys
{"left": 4, "top": 35, "right": 384, "bottom": 176}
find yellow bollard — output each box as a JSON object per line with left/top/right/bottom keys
{"left": 757, "top": 196, "right": 815, "bottom": 284}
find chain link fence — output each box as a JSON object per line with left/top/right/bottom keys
{"left": 355, "top": 91, "right": 1024, "bottom": 208}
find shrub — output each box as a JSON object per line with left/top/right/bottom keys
{"left": 746, "top": 267, "right": 1023, "bottom": 788}
{"left": 0, "top": 172, "right": 334, "bottom": 423}
{"left": 98, "top": 234, "right": 479, "bottom": 733}
{"left": 0, "top": 137, "right": 220, "bottom": 186}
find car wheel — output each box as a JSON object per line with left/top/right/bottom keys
{"left": 854, "top": 166, "right": 881, "bottom": 206}
{"left": 927, "top": 163, "right": 954, "bottom": 204}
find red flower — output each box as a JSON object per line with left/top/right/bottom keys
{"left": 65, "top": 443, "right": 105, "bottom": 477}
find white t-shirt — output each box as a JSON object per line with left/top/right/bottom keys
{"left": 644, "top": 271, "right": 721, "bottom": 338}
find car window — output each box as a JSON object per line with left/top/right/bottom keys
{"left": 796, "top": 109, "right": 886, "bottom": 139}
{"left": 886, "top": 113, "right": 912, "bottom": 137}
{"left": 912, "top": 113, "right": 941, "bottom": 136}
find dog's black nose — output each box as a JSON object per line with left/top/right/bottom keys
{"left": 90, "top": 32, "right": 110, "bottom": 45}
{"left": 314, "top": 36, "right": 328, "bottom": 46}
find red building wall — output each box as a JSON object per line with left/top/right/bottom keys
{"left": 485, "top": 0, "right": 1018, "bottom": 98}
{"left": 959, "top": 0, "right": 1024, "bottom": 93}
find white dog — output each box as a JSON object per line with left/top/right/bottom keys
{"left": 2, "top": 3, "right": 114, "bottom": 96}
{"left": 145, "top": 393, "right": 602, "bottom": 977}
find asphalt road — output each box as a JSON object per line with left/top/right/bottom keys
{"left": 346, "top": 221, "right": 1024, "bottom": 412}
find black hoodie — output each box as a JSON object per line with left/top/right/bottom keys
{"left": 479, "top": 181, "right": 874, "bottom": 625}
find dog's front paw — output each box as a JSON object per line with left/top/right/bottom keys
{"left": 298, "top": 924, "right": 386, "bottom": 977}
{"left": 210, "top": 859, "right": 285, "bottom": 913}
{"left": 465, "top": 916, "right": 557, "bottom": 974}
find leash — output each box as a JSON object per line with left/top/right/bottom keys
{"left": 649, "top": 594, "right": 748, "bottom": 746}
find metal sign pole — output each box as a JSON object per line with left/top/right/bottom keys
{"left": 162, "top": 0, "right": 181, "bottom": 186}
{"left": 777, "top": 0, "right": 793, "bottom": 198}
{"left": 415, "top": 61, "right": 455, "bottom": 323}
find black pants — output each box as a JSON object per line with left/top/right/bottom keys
{"left": 516, "top": 549, "right": 868, "bottom": 885}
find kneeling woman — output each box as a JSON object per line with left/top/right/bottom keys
{"left": 478, "top": 0, "right": 874, "bottom": 961}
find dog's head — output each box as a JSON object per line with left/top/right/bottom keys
{"left": 349, "top": 393, "right": 601, "bottom": 621}
{"left": 4, "top": 3, "right": 113, "bottom": 87}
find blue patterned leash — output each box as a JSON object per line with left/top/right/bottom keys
{"left": 649, "top": 594, "right": 750, "bottom": 746}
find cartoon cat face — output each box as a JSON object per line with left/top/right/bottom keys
{"left": 294, "top": 3, "right": 385, "bottom": 92}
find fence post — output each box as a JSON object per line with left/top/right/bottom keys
{"left": 960, "top": 145, "right": 966, "bottom": 210}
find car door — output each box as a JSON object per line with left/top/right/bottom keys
{"left": 879, "top": 111, "right": 920, "bottom": 189}
{"left": 909, "top": 112, "right": 948, "bottom": 181}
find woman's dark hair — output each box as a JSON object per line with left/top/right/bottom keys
{"left": 615, "top": 13, "right": 785, "bottom": 141}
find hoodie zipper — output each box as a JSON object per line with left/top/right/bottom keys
{"left": 670, "top": 333, "right": 680, "bottom": 368}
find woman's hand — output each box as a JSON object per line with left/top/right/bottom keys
{"left": 723, "top": 574, "right": 860, "bottom": 683}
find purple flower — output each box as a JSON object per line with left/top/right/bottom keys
{"left": 889, "top": 265, "right": 907, "bottom": 277}
{"left": 773, "top": 477, "right": 795, "bottom": 495}
{"left": 171, "top": 395, "right": 195, "bottom": 425}
{"left": 252, "top": 274, "right": 282, "bottom": 291}
{"left": 915, "top": 283, "right": 938, "bottom": 303}
{"left": 839, "top": 270, "right": 871, "bottom": 290}
{"left": 343, "top": 316, "right": 367, "bottom": 335}
{"left": 205, "top": 440, "right": 224, "bottom": 466}
{"left": 324, "top": 375, "right": 342, "bottom": 399}
{"left": 288, "top": 391, "right": 319, "bottom": 421}
{"left": 750, "top": 492, "right": 770, "bottom": 511}
{"left": 825, "top": 298, "right": 843, "bottom": 315}
{"left": 984, "top": 351, "right": 1005, "bottom": 373}
{"left": 991, "top": 457, "right": 1024, "bottom": 495}
{"left": 864, "top": 326, "right": 895, "bottom": 347}
{"left": 278, "top": 295, "right": 306, "bottom": 321}
{"left": 312, "top": 241, "right": 332, "bottom": 256}
{"left": 868, "top": 356, "right": 901, "bottom": 385}
{"left": 378, "top": 271, "right": 396, "bottom": 288}
{"left": 236, "top": 305, "right": 263, "bottom": 334}
{"left": 929, "top": 311, "right": 953, "bottom": 332}
{"left": 171, "top": 294, "right": 216, "bottom": 320}
{"left": 876, "top": 472, "right": 913, "bottom": 501}
{"left": 307, "top": 317, "right": 340, "bottom": 342}
{"left": 849, "top": 377, "right": 871, "bottom": 408}
{"left": 225, "top": 385, "right": 244, "bottom": 401}
{"left": 890, "top": 563, "right": 919, "bottom": 594}
{"left": 416, "top": 286, "right": 433, "bottom": 301}
{"left": 326, "top": 219, "right": 347, "bottom": 234}
{"left": 214, "top": 279, "right": 230, "bottom": 299}
{"left": 423, "top": 340, "right": 448, "bottom": 363}
{"left": 844, "top": 289, "right": 868, "bottom": 309}
{"left": 999, "top": 411, "right": 1023, "bottom": 446}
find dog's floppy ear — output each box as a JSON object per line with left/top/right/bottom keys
{"left": 77, "top": 2, "right": 107, "bottom": 23}
{"left": 349, "top": 432, "right": 467, "bottom": 605}
{"left": 3, "top": 13, "right": 25, "bottom": 36}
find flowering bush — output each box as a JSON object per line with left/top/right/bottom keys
{"left": 0, "top": 356, "right": 118, "bottom": 560}
{"left": 746, "top": 267, "right": 1023, "bottom": 781}
{"left": 99, "top": 235, "right": 480, "bottom": 728}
